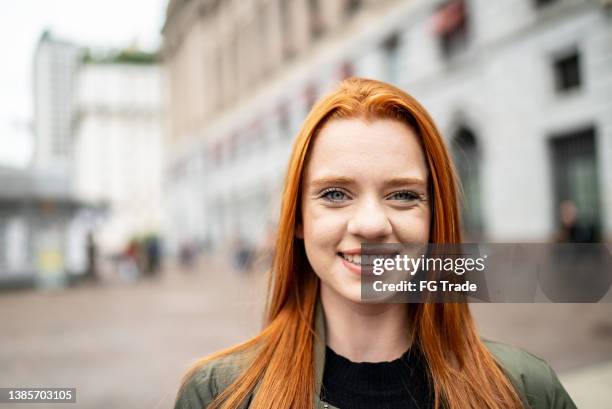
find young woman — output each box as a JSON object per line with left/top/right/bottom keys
{"left": 175, "top": 78, "right": 576, "bottom": 409}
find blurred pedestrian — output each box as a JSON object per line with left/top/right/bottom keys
{"left": 557, "top": 200, "right": 596, "bottom": 243}
{"left": 232, "top": 235, "right": 252, "bottom": 273}
{"left": 118, "top": 238, "right": 141, "bottom": 282}
{"left": 85, "top": 232, "right": 98, "bottom": 282}
{"left": 179, "top": 240, "right": 195, "bottom": 270}
{"left": 144, "top": 235, "right": 162, "bottom": 277}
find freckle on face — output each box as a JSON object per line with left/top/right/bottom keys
{"left": 299, "top": 117, "right": 431, "bottom": 304}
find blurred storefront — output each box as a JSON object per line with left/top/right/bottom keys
{"left": 161, "top": 0, "right": 612, "bottom": 251}
{"left": 0, "top": 167, "right": 100, "bottom": 289}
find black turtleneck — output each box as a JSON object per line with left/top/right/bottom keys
{"left": 320, "top": 345, "right": 433, "bottom": 409}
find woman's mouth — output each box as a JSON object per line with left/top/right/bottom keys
{"left": 337, "top": 252, "right": 396, "bottom": 275}
{"left": 338, "top": 253, "right": 370, "bottom": 265}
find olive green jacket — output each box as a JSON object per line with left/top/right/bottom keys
{"left": 175, "top": 302, "right": 577, "bottom": 409}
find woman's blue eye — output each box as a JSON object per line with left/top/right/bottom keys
{"left": 321, "top": 189, "right": 348, "bottom": 202}
{"left": 389, "top": 191, "right": 420, "bottom": 202}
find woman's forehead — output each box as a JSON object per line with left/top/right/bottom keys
{"left": 304, "top": 117, "right": 429, "bottom": 183}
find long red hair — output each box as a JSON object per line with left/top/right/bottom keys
{"left": 179, "top": 78, "right": 524, "bottom": 409}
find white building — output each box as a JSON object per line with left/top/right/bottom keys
{"left": 161, "top": 0, "right": 612, "bottom": 250}
{"left": 73, "top": 51, "right": 163, "bottom": 254}
{"left": 2, "top": 36, "right": 163, "bottom": 289}
{"left": 32, "top": 31, "right": 81, "bottom": 189}
{"left": 4, "top": 31, "right": 92, "bottom": 289}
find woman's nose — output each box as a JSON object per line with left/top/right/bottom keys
{"left": 346, "top": 198, "right": 392, "bottom": 240}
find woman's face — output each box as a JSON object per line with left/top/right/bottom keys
{"left": 298, "top": 117, "right": 431, "bottom": 303}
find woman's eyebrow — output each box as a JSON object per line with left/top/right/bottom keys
{"left": 384, "top": 177, "right": 427, "bottom": 188}
{"left": 308, "top": 176, "right": 426, "bottom": 189}
{"left": 309, "top": 176, "right": 355, "bottom": 189}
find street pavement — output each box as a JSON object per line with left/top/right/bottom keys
{"left": 470, "top": 303, "right": 612, "bottom": 408}
{"left": 0, "top": 257, "right": 610, "bottom": 409}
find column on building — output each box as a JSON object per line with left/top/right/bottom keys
{"left": 278, "top": 0, "right": 295, "bottom": 60}
{"left": 201, "top": 26, "right": 214, "bottom": 119}
{"left": 292, "top": 0, "right": 310, "bottom": 54}
{"left": 186, "top": 20, "right": 206, "bottom": 131}
{"left": 265, "top": 0, "right": 284, "bottom": 74}
{"left": 217, "top": 4, "right": 233, "bottom": 107}
{"left": 168, "top": 47, "right": 183, "bottom": 141}
{"left": 236, "top": 14, "right": 250, "bottom": 96}
{"left": 179, "top": 41, "right": 191, "bottom": 136}
{"left": 215, "top": 42, "right": 224, "bottom": 111}
{"left": 255, "top": 0, "right": 270, "bottom": 78}
{"left": 247, "top": 14, "right": 261, "bottom": 86}
{"left": 197, "top": 20, "right": 209, "bottom": 128}
{"left": 319, "top": 0, "right": 345, "bottom": 33}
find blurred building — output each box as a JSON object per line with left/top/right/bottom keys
{"left": 73, "top": 50, "right": 163, "bottom": 254}
{"left": 0, "top": 166, "right": 93, "bottom": 289}
{"left": 0, "top": 35, "right": 164, "bottom": 289}
{"left": 161, "top": 0, "right": 612, "bottom": 251}
{"left": 0, "top": 31, "right": 93, "bottom": 289}
{"left": 32, "top": 31, "right": 81, "bottom": 188}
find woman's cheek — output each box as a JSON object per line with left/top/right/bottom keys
{"left": 305, "top": 206, "right": 343, "bottom": 234}
{"left": 392, "top": 211, "right": 430, "bottom": 243}
{"left": 313, "top": 212, "right": 348, "bottom": 242}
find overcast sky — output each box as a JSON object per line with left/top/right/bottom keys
{"left": 0, "top": 0, "right": 167, "bottom": 168}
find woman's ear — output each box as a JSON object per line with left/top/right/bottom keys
{"left": 295, "top": 223, "right": 304, "bottom": 239}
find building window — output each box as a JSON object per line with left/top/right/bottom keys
{"left": 553, "top": 50, "right": 581, "bottom": 93}
{"left": 215, "top": 46, "right": 223, "bottom": 110}
{"left": 280, "top": 0, "right": 295, "bottom": 60}
{"left": 383, "top": 33, "right": 401, "bottom": 84}
{"left": 451, "top": 127, "right": 484, "bottom": 240}
{"left": 249, "top": 120, "right": 264, "bottom": 150}
{"left": 277, "top": 103, "right": 290, "bottom": 138}
{"left": 534, "top": 0, "right": 558, "bottom": 8}
{"left": 201, "top": 149, "right": 210, "bottom": 171}
{"left": 213, "top": 141, "right": 223, "bottom": 166}
{"left": 338, "top": 61, "right": 354, "bottom": 79}
{"left": 0, "top": 220, "right": 6, "bottom": 269}
{"left": 309, "top": 0, "right": 324, "bottom": 39}
{"left": 304, "top": 84, "right": 317, "bottom": 110}
{"left": 256, "top": 4, "right": 270, "bottom": 77}
{"left": 345, "top": 0, "right": 362, "bottom": 16}
{"left": 549, "top": 127, "right": 601, "bottom": 242}
{"left": 432, "top": 0, "right": 468, "bottom": 59}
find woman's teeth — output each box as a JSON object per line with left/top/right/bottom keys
{"left": 341, "top": 253, "right": 361, "bottom": 265}
{"left": 340, "top": 253, "right": 391, "bottom": 266}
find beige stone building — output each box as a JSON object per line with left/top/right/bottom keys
{"left": 162, "top": 0, "right": 612, "bottom": 252}
{"left": 161, "top": 0, "right": 386, "bottom": 251}
{"left": 162, "top": 0, "right": 378, "bottom": 146}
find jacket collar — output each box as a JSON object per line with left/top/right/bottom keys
{"left": 313, "top": 296, "right": 327, "bottom": 399}
{"left": 313, "top": 297, "right": 342, "bottom": 409}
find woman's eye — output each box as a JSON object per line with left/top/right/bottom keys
{"left": 388, "top": 190, "right": 420, "bottom": 202}
{"left": 321, "top": 189, "right": 349, "bottom": 202}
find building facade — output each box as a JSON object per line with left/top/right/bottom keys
{"left": 73, "top": 51, "right": 164, "bottom": 254}
{"left": 1, "top": 31, "right": 92, "bottom": 289}
{"left": 1, "top": 35, "right": 165, "bottom": 289}
{"left": 0, "top": 166, "right": 93, "bottom": 289}
{"left": 161, "top": 0, "right": 612, "bottom": 251}
{"left": 32, "top": 31, "right": 82, "bottom": 188}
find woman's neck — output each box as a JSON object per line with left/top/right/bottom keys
{"left": 320, "top": 283, "right": 412, "bottom": 363}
